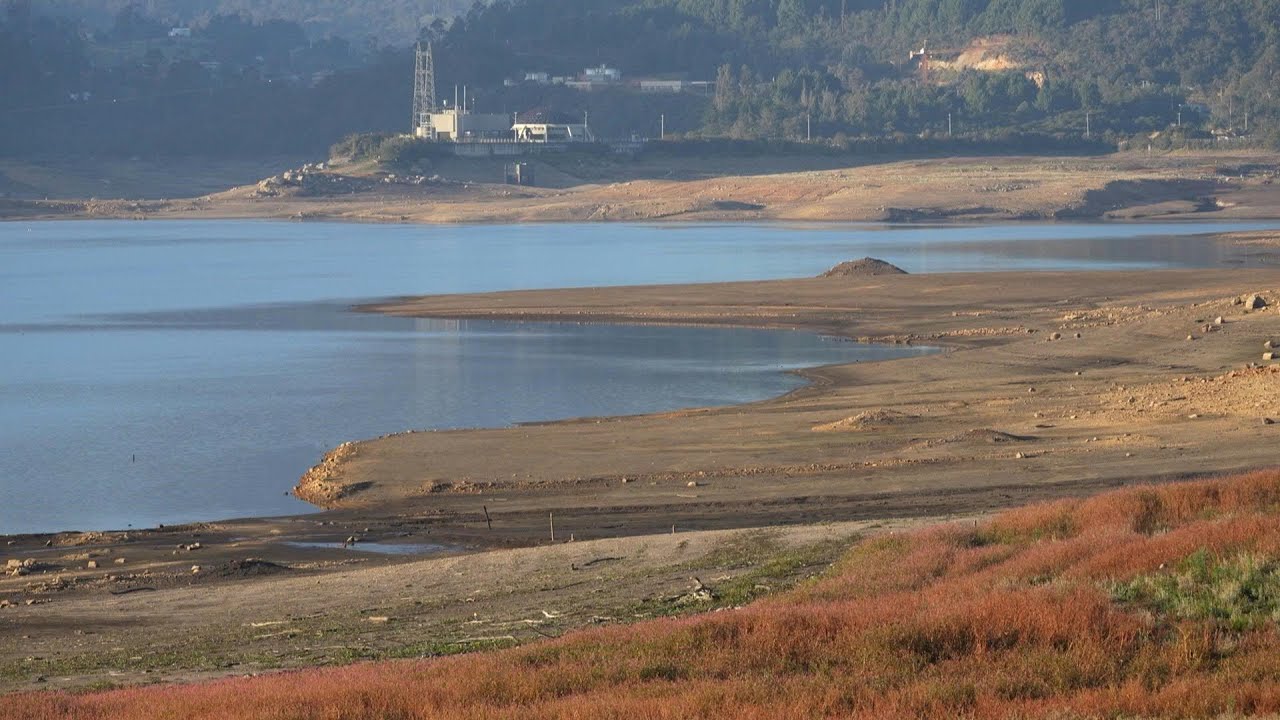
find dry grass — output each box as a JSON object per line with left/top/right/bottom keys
{"left": 14, "top": 469, "right": 1280, "bottom": 719}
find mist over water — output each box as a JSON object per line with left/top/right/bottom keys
{"left": 1, "top": 219, "right": 1275, "bottom": 534}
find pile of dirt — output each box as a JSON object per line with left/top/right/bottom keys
{"left": 812, "top": 409, "right": 917, "bottom": 432}
{"left": 213, "top": 559, "right": 291, "bottom": 579}
{"left": 949, "top": 429, "right": 1034, "bottom": 444}
{"left": 820, "top": 258, "right": 908, "bottom": 278}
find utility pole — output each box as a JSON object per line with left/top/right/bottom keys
{"left": 1086, "top": 111, "right": 1091, "bottom": 139}
{"left": 660, "top": 113, "right": 665, "bottom": 140}
{"left": 806, "top": 113, "right": 811, "bottom": 142}
{"left": 948, "top": 112, "right": 953, "bottom": 137}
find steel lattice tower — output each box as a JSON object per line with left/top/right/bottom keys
{"left": 412, "top": 42, "right": 436, "bottom": 135}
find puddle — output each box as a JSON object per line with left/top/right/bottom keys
{"left": 282, "top": 541, "right": 455, "bottom": 556}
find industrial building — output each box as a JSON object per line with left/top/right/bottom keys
{"left": 411, "top": 43, "right": 632, "bottom": 155}
{"left": 417, "top": 105, "right": 511, "bottom": 141}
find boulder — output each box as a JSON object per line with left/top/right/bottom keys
{"left": 1245, "top": 294, "right": 1268, "bottom": 310}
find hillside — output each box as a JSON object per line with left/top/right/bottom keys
{"left": 14, "top": 469, "right": 1280, "bottom": 718}
{"left": 5, "top": 0, "right": 1280, "bottom": 157}
{"left": 40, "top": 0, "right": 473, "bottom": 43}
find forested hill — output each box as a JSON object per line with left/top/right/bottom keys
{"left": 42, "top": 0, "right": 472, "bottom": 44}
{"left": 4, "top": 0, "right": 1280, "bottom": 158}
{"left": 430, "top": 0, "right": 1280, "bottom": 142}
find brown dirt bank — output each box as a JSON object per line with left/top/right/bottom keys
{"left": 298, "top": 268, "right": 1280, "bottom": 535}
{"left": 6, "top": 152, "right": 1280, "bottom": 224}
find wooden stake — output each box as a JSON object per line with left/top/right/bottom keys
{"left": 549, "top": 512, "right": 555, "bottom": 542}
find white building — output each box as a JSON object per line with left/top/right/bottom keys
{"left": 512, "top": 122, "right": 594, "bottom": 143}
{"left": 583, "top": 65, "right": 621, "bottom": 82}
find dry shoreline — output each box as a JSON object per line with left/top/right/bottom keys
{"left": 6, "top": 152, "right": 1280, "bottom": 225}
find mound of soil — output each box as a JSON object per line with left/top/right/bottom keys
{"left": 812, "top": 409, "right": 917, "bottom": 432}
{"left": 820, "top": 258, "right": 908, "bottom": 278}
{"left": 950, "top": 429, "right": 1035, "bottom": 444}
{"left": 215, "top": 559, "right": 291, "bottom": 578}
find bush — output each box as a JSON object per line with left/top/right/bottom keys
{"left": 329, "top": 132, "right": 397, "bottom": 162}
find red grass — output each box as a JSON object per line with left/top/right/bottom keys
{"left": 12, "top": 469, "right": 1280, "bottom": 719}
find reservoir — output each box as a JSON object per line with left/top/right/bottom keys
{"left": 1, "top": 219, "right": 1275, "bottom": 534}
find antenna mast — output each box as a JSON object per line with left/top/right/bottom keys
{"left": 413, "top": 42, "right": 437, "bottom": 135}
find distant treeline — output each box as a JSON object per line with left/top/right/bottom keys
{"left": 4, "top": 0, "right": 1280, "bottom": 158}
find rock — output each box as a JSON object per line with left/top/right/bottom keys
{"left": 5, "top": 559, "right": 20, "bottom": 569}
{"left": 687, "top": 481, "right": 699, "bottom": 488}
{"left": 1074, "top": 333, "right": 1082, "bottom": 339}
{"left": 114, "top": 558, "right": 126, "bottom": 565}
{"left": 1264, "top": 418, "right": 1275, "bottom": 426}
{"left": 86, "top": 560, "right": 97, "bottom": 569}
{"left": 1187, "top": 335, "right": 1195, "bottom": 341}
{"left": 1245, "top": 294, "right": 1268, "bottom": 310}
{"left": 1266, "top": 340, "right": 1275, "bottom": 350}
{"left": 1215, "top": 316, "right": 1225, "bottom": 326}
{"left": 191, "top": 565, "right": 202, "bottom": 574}
{"left": 1049, "top": 332, "right": 1062, "bottom": 341}
{"left": 1265, "top": 352, "right": 1278, "bottom": 361}
{"left": 820, "top": 258, "right": 908, "bottom": 278}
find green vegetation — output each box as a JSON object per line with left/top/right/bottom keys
{"left": 431, "top": 0, "right": 1280, "bottom": 144}
{"left": 41, "top": 0, "right": 472, "bottom": 45}
{"left": 1114, "top": 550, "right": 1280, "bottom": 631}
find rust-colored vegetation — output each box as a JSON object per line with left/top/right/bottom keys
{"left": 15, "top": 469, "right": 1280, "bottom": 719}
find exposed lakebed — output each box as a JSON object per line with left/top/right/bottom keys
{"left": 2, "top": 219, "right": 1276, "bottom": 535}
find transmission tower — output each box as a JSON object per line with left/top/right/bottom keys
{"left": 412, "top": 42, "right": 437, "bottom": 136}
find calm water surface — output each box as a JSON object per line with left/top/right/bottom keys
{"left": 2, "top": 219, "right": 1276, "bottom": 535}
